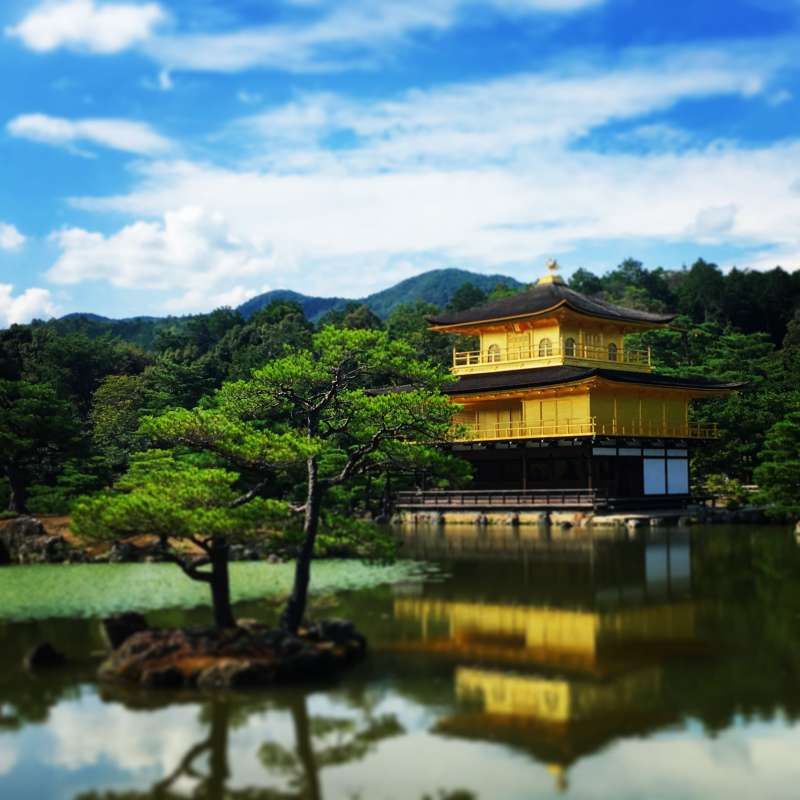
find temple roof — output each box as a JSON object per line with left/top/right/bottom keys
{"left": 428, "top": 281, "right": 676, "bottom": 327}
{"left": 444, "top": 366, "right": 745, "bottom": 395}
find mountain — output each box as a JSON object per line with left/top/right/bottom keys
{"left": 238, "top": 268, "right": 525, "bottom": 321}
{"left": 42, "top": 268, "right": 523, "bottom": 344}
{"left": 237, "top": 289, "right": 345, "bottom": 321}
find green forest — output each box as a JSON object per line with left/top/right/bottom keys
{"left": 2, "top": 258, "right": 800, "bottom": 520}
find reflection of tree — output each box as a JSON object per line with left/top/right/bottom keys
{"left": 259, "top": 694, "right": 404, "bottom": 800}
{"left": 0, "top": 619, "right": 98, "bottom": 730}
{"left": 73, "top": 693, "right": 405, "bottom": 800}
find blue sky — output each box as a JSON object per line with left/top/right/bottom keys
{"left": 1, "top": 0, "right": 800, "bottom": 323}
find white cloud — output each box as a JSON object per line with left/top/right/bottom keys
{"left": 9, "top": 0, "right": 603, "bottom": 73}
{"left": 7, "top": 113, "right": 171, "bottom": 155}
{"left": 47, "top": 207, "right": 276, "bottom": 312}
{"left": 691, "top": 204, "right": 738, "bottom": 240}
{"left": 6, "top": 0, "right": 166, "bottom": 54}
{"left": 0, "top": 285, "right": 57, "bottom": 326}
{"left": 232, "top": 46, "right": 769, "bottom": 169}
{"left": 0, "top": 222, "right": 26, "bottom": 251}
{"left": 146, "top": 0, "right": 604, "bottom": 73}
{"left": 54, "top": 44, "right": 799, "bottom": 303}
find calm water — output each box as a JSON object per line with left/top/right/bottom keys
{"left": 2, "top": 524, "right": 800, "bottom": 799}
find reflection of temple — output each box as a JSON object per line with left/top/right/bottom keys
{"left": 391, "top": 530, "right": 702, "bottom": 790}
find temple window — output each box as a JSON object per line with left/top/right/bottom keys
{"left": 564, "top": 337, "right": 577, "bottom": 357}
{"left": 538, "top": 338, "right": 553, "bottom": 357}
{"left": 487, "top": 344, "right": 501, "bottom": 362}
{"left": 608, "top": 342, "right": 618, "bottom": 362}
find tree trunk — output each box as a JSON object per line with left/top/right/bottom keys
{"left": 6, "top": 464, "right": 28, "bottom": 515}
{"left": 290, "top": 694, "right": 321, "bottom": 800}
{"left": 206, "top": 702, "right": 231, "bottom": 800}
{"left": 281, "top": 456, "right": 322, "bottom": 634}
{"left": 209, "top": 537, "right": 236, "bottom": 629}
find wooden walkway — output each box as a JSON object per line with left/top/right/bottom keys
{"left": 395, "top": 489, "right": 605, "bottom": 511}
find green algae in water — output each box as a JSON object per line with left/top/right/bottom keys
{"left": 0, "top": 560, "right": 432, "bottom": 621}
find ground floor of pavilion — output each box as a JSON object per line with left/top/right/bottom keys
{"left": 447, "top": 437, "right": 691, "bottom": 500}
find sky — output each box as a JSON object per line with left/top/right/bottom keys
{"left": 1, "top": 0, "right": 800, "bottom": 324}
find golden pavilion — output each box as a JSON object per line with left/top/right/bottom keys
{"left": 426, "top": 260, "right": 741, "bottom": 503}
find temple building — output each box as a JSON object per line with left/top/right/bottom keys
{"left": 427, "top": 261, "right": 741, "bottom": 504}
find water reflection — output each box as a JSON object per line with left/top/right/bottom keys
{"left": 2, "top": 525, "right": 800, "bottom": 799}
{"left": 392, "top": 526, "right": 703, "bottom": 791}
{"left": 66, "top": 691, "right": 406, "bottom": 800}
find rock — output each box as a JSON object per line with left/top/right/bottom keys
{"left": 0, "top": 516, "right": 71, "bottom": 565}
{"left": 25, "top": 642, "right": 66, "bottom": 670}
{"left": 103, "top": 612, "right": 149, "bottom": 650}
{"left": 6, "top": 516, "right": 46, "bottom": 539}
{"left": 107, "top": 541, "right": 141, "bottom": 563}
{"left": 277, "top": 646, "right": 335, "bottom": 681}
{"left": 197, "top": 659, "right": 276, "bottom": 690}
{"left": 317, "top": 619, "right": 357, "bottom": 643}
{"left": 98, "top": 620, "right": 367, "bottom": 689}
{"left": 141, "top": 665, "right": 185, "bottom": 688}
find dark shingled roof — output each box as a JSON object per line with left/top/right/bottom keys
{"left": 444, "top": 366, "right": 744, "bottom": 395}
{"left": 428, "top": 281, "right": 676, "bottom": 327}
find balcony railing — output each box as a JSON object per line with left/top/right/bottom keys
{"left": 452, "top": 342, "right": 651, "bottom": 372}
{"left": 454, "top": 417, "right": 718, "bottom": 442}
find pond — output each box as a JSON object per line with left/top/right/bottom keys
{"left": 2, "top": 523, "right": 800, "bottom": 799}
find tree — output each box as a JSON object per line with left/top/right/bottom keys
{"left": 386, "top": 301, "right": 453, "bottom": 366}
{"left": 146, "top": 327, "right": 465, "bottom": 633}
{"left": 676, "top": 259, "right": 725, "bottom": 323}
{"left": 218, "top": 300, "right": 314, "bottom": 380}
{"left": 72, "top": 451, "right": 274, "bottom": 629}
{"left": 318, "top": 302, "right": 384, "bottom": 331}
{"left": 0, "top": 379, "right": 80, "bottom": 513}
{"left": 446, "top": 283, "right": 487, "bottom": 312}
{"left": 90, "top": 374, "right": 148, "bottom": 471}
{"left": 754, "top": 412, "right": 800, "bottom": 517}
{"left": 568, "top": 268, "right": 604, "bottom": 295}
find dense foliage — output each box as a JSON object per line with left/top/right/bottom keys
{"left": 140, "top": 326, "right": 467, "bottom": 631}
{"left": 1, "top": 258, "right": 799, "bottom": 519}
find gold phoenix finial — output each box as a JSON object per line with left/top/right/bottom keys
{"left": 539, "top": 258, "right": 564, "bottom": 285}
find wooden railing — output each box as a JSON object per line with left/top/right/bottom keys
{"left": 454, "top": 417, "right": 718, "bottom": 442}
{"left": 396, "top": 488, "right": 605, "bottom": 509}
{"left": 452, "top": 342, "right": 651, "bottom": 372}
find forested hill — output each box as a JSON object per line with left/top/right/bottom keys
{"left": 43, "top": 268, "right": 525, "bottom": 348}
{"left": 238, "top": 268, "right": 525, "bottom": 320}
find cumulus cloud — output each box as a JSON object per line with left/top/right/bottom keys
{"left": 0, "top": 222, "right": 26, "bottom": 251}
{"left": 53, "top": 44, "right": 797, "bottom": 303}
{"left": 6, "top": 0, "right": 166, "bottom": 54}
{"left": 47, "top": 207, "right": 276, "bottom": 312}
{"left": 0, "top": 285, "right": 57, "bottom": 327}
{"left": 7, "top": 113, "right": 171, "bottom": 156}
